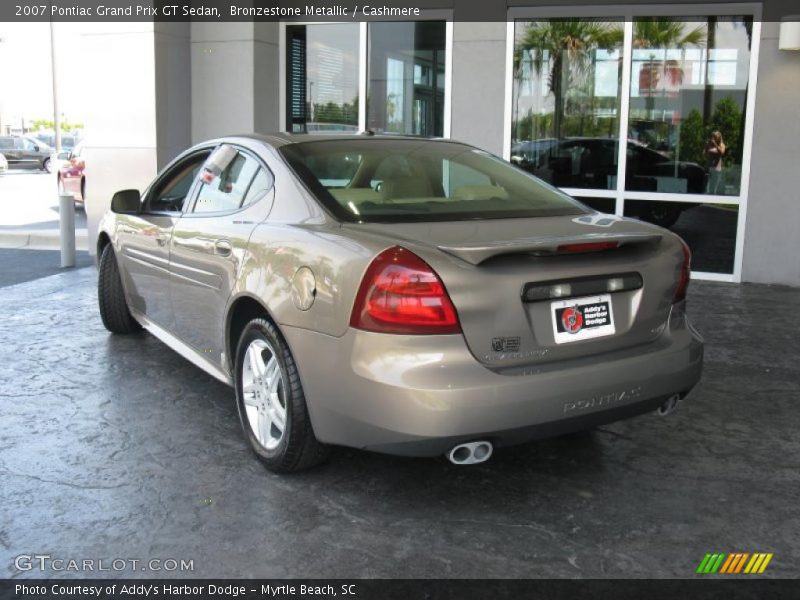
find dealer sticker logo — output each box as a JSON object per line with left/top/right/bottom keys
{"left": 561, "top": 305, "right": 584, "bottom": 333}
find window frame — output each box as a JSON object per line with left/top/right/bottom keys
{"left": 503, "top": 3, "right": 762, "bottom": 283}
{"left": 278, "top": 14, "right": 454, "bottom": 139}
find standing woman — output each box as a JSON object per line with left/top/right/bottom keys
{"left": 705, "top": 130, "right": 726, "bottom": 194}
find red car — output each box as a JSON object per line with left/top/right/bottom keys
{"left": 57, "top": 142, "right": 86, "bottom": 203}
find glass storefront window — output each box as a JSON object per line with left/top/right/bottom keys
{"left": 627, "top": 17, "right": 753, "bottom": 196}
{"left": 285, "top": 24, "right": 360, "bottom": 134}
{"left": 509, "top": 13, "right": 755, "bottom": 277}
{"left": 624, "top": 200, "right": 738, "bottom": 274}
{"left": 367, "top": 21, "right": 446, "bottom": 137}
{"left": 511, "top": 19, "right": 624, "bottom": 190}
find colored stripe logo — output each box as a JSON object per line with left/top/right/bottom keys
{"left": 697, "top": 552, "right": 773, "bottom": 574}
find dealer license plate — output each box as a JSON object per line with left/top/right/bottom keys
{"left": 551, "top": 294, "right": 615, "bottom": 344}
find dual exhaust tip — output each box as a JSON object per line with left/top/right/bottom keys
{"left": 447, "top": 394, "right": 682, "bottom": 465}
{"left": 657, "top": 393, "right": 681, "bottom": 417}
{"left": 446, "top": 394, "right": 682, "bottom": 465}
{"left": 447, "top": 440, "right": 493, "bottom": 465}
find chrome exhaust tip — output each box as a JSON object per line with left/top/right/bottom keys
{"left": 447, "top": 441, "right": 493, "bottom": 465}
{"left": 657, "top": 394, "right": 681, "bottom": 417}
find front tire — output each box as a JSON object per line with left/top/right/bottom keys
{"left": 98, "top": 244, "right": 141, "bottom": 334}
{"left": 234, "top": 318, "right": 328, "bottom": 473}
{"left": 42, "top": 158, "right": 51, "bottom": 173}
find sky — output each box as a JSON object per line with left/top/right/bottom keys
{"left": 0, "top": 22, "right": 87, "bottom": 127}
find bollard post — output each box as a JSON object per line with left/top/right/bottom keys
{"left": 59, "top": 193, "right": 76, "bottom": 268}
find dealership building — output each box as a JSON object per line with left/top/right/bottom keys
{"left": 80, "top": 0, "right": 800, "bottom": 286}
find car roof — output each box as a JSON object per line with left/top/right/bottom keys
{"left": 230, "top": 132, "right": 455, "bottom": 149}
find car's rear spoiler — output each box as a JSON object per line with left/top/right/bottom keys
{"left": 437, "top": 232, "right": 662, "bottom": 265}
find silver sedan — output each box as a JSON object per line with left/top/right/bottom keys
{"left": 97, "top": 134, "right": 703, "bottom": 472}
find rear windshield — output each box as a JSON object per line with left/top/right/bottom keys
{"left": 279, "top": 139, "right": 588, "bottom": 223}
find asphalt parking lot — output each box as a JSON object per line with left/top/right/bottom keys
{"left": 0, "top": 266, "right": 798, "bottom": 579}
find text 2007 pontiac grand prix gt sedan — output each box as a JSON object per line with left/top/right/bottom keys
{"left": 96, "top": 134, "right": 703, "bottom": 472}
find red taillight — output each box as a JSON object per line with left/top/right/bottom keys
{"left": 556, "top": 241, "right": 619, "bottom": 254}
{"left": 674, "top": 239, "right": 691, "bottom": 302}
{"left": 350, "top": 246, "right": 461, "bottom": 335}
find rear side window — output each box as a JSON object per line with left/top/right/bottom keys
{"left": 193, "top": 151, "right": 260, "bottom": 213}
{"left": 242, "top": 168, "right": 273, "bottom": 208}
{"left": 0, "top": 138, "right": 13, "bottom": 150}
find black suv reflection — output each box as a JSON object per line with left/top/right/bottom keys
{"left": 511, "top": 137, "right": 707, "bottom": 227}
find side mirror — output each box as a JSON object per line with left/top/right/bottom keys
{"left": 33, "top": 144, "right": 40, "bottom": 152}
{"left": 110, "top": 189, "right": 141, "bottom": 214}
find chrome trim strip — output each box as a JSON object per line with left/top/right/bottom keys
{"left": 124, "top": 253, "right": 170, "bottom": 275}
{"left": 169, "top": 267, "right": 222, "bottom": 291}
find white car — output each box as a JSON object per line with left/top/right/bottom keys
{"left": 0, "top": 153, "right": 8, "bottom": 175}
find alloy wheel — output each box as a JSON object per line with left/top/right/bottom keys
{"left": 241, "top": 338, "right": 287, "bottom": 451}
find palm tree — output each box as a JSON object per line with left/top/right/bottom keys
{"left": 514, "top": 20, "right": 623, "bottom": 139}
{"left": 632, "top": 19, "right": 706, "bottom": 169}
{"left": 633, "top": 19, "right": 706, "bottom": 50}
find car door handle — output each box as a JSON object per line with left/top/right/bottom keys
{"left": 214, "top": 240, "right": 232, "bottom": 256}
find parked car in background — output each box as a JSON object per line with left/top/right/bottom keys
{"left": 0, "top": 153, "right": 7, "bottom": 175}
{"left": 0, "top": 136, "right": 54, "bottom": 172}
{"left": 97, "top": 134, "right": 702, "bottom": 473}
{"left": 511, "top": 137, "right": 706, "bottom": 227}
{"left": 57, "top": 142, "right": 86, "bottom": 203}
{"left": 32, "top": 130, "right": 82, "bottom": 151}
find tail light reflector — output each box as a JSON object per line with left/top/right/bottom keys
{"left": 350, "top": 246, "right": 461, "bottom": 335}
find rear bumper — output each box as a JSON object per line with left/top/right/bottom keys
{"left": 282, "top": 310, "right": 703, "bottom": 457}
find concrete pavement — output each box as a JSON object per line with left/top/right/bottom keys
{"left": 0, "top": 268, "right": 798, "bottom": 578}
{"left": 0, "top": 170, "right": 89, "bottom": 250}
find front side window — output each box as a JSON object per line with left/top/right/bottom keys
{"left": 280, "top": 139, "right": 587, "bottom": 223}
{"left": 145, "top": 153, "right": 209, "bottom": 213}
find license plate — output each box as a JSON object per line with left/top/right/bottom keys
{"left": 551, "top": 294, "right": 615, "bottom": 344}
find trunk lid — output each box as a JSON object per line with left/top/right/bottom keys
{"left": 343, "top": 214, "right": 683, "bottom": 369}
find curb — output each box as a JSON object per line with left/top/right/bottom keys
{"left": 0, "top": 230, "right": 90, "bottom": 252}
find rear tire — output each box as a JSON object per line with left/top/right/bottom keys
{"left": 98, "top": 244, "right": 141, "bottom": 334}
{"left": 234, "top": 317, "right": 329, "bottom": 473}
